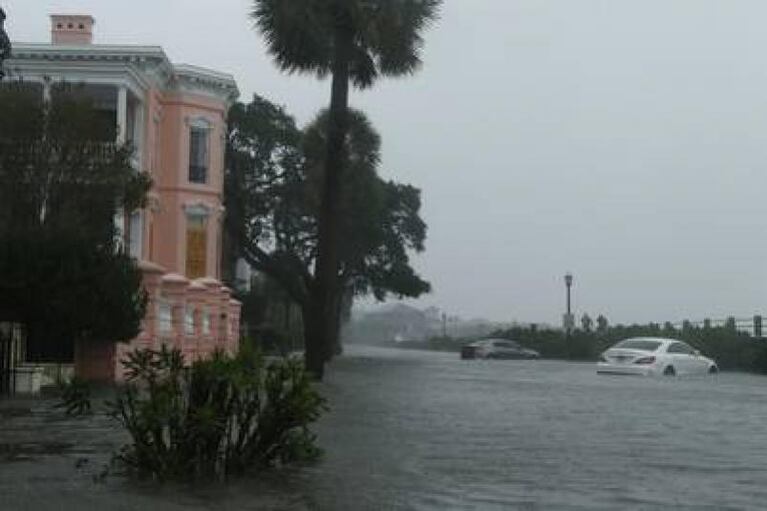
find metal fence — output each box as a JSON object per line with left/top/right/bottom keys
{"left": 656, "top": 316, "right": 766, "bottom": 339}
{"left": 0, "top": 322, "right": 24, "bottom": 395}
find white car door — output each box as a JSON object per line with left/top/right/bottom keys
{"left": 687, "top": 343, "right": 711, "bottom": 373}
{"left": 666, "top": 342, "right": 695, "bottom": 374}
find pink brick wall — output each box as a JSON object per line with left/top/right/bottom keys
{"left": 76, "top": 266, "right": 242, "bottom": 383}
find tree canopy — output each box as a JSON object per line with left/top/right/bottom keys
{"left": 0, "top": 83, "right": 150, "bottom": 357}
{"left": 252, "top": 0, "right": 441, "bottom": 88}
{"left": 251, "top": 0, "right": 441, "bottom": 377}
{"left": 224, "top": 95, "right": 430, "bottom": 350}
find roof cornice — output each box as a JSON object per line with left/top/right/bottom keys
{"left": 9, "top": 42, "right": 239, "bottom": 102}
{"left": 11, "top": 42, "right": 171, "bottom": 63}
{"left": 173, "top": 63, "right": 239, "bottom": 103}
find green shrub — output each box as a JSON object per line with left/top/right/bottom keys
{"left": 107, "top": 345, "right": 326, "bottom": 481}
{"left": 54, "top": 376, "right": 92, "bottom": 416}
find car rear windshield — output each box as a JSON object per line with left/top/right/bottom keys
{"left": 614, "top": 339, "right": 662, "bottom": 351}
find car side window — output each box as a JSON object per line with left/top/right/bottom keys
{"left": 668, "top": 342, "right": 694, "bottom": 354}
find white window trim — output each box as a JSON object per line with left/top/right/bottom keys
{"left": 188, "top": 117, "right": 212, "bottom": 184}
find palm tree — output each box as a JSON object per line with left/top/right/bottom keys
{"left": 251, "top": 0, "right": 441, "bottom": 378}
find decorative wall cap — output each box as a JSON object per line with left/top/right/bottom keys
{"left": 196, "top": 277, "right": 222, "bottom": 288}
{"left": 188, "top": 281, "right": 207, "bottom": 291}
{"left": 161, "top": 273, "right": 189, "bottom": 285}
{"left": 137, "top": 260, "right": 166, "bottom": 274}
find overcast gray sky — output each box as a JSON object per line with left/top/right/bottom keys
{"left": 6, "top": 1, "right": 767, "bottom": 326}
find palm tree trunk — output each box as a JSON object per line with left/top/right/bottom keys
{"left": 306, "top": 29, "right": 352, "bottom": 380}
{"left": 324, "top": 288, "right": 343, "bottom": 363}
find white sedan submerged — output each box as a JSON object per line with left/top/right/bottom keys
{"left": 597, "top": 337, "right": 718, "bottom": 376}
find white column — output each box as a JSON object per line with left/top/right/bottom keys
{"left": 114, "top": 85, "right": 128, "bottom": 248}
{"left": 133, "top": 101, "right": 144, "bottom": 170}
{"left": 129, "top": 211, "right": 144, "bottom": 259}
{"left": 116, "top": 85, "right": 128, "bottom": 144}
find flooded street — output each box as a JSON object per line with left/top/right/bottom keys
{"left": 298, "top": 346, "right": 767, "bottom": 510}
{"left": 3, "top": 346, "right": 767, "bottom": 510}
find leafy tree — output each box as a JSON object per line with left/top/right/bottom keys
{"left": 596, "top": 314, "right": 609, "bottom": 333}
{"left": 225, "top": 95, "right": 429, "bottom": 367}
{"left": 0, "top": 83, "right": 150, "bottom": 362}
{"left": 581, "top": 313, "right": 593, "bottom": 333}
{"left": 251, "top": 0, "right": 442, "bottom": 378}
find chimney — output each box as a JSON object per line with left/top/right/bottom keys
{"left": 51, "top": 14, "right": 94, "bottom": 45}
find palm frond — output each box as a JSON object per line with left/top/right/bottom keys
{"left": 251, "top": 0, "right": 334, "bottom": 78}
{"left": 252, "top": 0, "right": 442, "bottom": 88}
{"left": 364, "top": 0, "right": 442, "bottom": 80}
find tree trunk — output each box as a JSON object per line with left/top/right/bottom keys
{"left": 303, "top": 301, "right": 325, "bottom": 380}
{"left": 308, "top": 29, "right": 352, "bottom": 380}
{"left": 324, "top": 290, "right": 343, "bottom": 363}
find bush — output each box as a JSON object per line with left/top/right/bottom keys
{"left": 107, "top": 346, "right": 326, "bottom": 481}
{"left": 54, "top": 376, "right": 92, "bottom": 416}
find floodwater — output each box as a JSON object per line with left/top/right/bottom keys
{"left": 3, "top": 346, "right": 767, "bottom": 510}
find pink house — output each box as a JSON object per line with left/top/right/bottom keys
{"left": 8, "top": 15, "right": 241, "bottom": 381}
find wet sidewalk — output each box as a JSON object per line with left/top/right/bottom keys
{"left": 0, "top": 396, "right": 310, "bottom": 511}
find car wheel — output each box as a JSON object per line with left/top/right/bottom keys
{"left": 708, "top": 365, "right": 719, "bottom": 374}
{"left": 663, "top": 365, "right": 676, "bottom": 376}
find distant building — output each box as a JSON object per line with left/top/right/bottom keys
{"left": 7, "top": 14, "right": 241, "bottom": 381}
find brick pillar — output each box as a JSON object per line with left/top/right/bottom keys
{"left": 160, "top": 273, "right": 190, "bottom": 356}
{"left": 227, "top": 298, "right": 242, "bottom": 355}
{"left": 219, "top": 286, "right": 233, "bottom": 353}
{"left": 186, "top": 280, "right": 207, "bottom": 362}
{"left": 197, "top": 277, "right": 223, "bottom": 355}
{"left": 138, "top": 261, "right": 165, "bottom": 348}
{"left": 113, "top": 260, "right": 168, "bottom": 381}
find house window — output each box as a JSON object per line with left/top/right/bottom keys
{"left": 158, "top": 303, "right": 172, "bottom": 333}
{"left": 185, "top": 215, "right": 207, "bottom": 279}
{"left": 188, "top": 127, "right": 209, "bottom": 184}
{"left": 185, "top": 307, "right": 196, "bottom": 336}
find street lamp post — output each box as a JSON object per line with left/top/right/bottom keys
{"left": 564, "top": 273, "right": 574, "bottom": 337}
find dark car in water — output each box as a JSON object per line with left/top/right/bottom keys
{"left": 461, "top": 339, "right": 540, "bottom": 360}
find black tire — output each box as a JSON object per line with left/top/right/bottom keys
{"left": 663, "top": 365, "right": 676, "bottom": 376}
{"left": 709, "top": 365, "right": 719, "bottom": 374}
